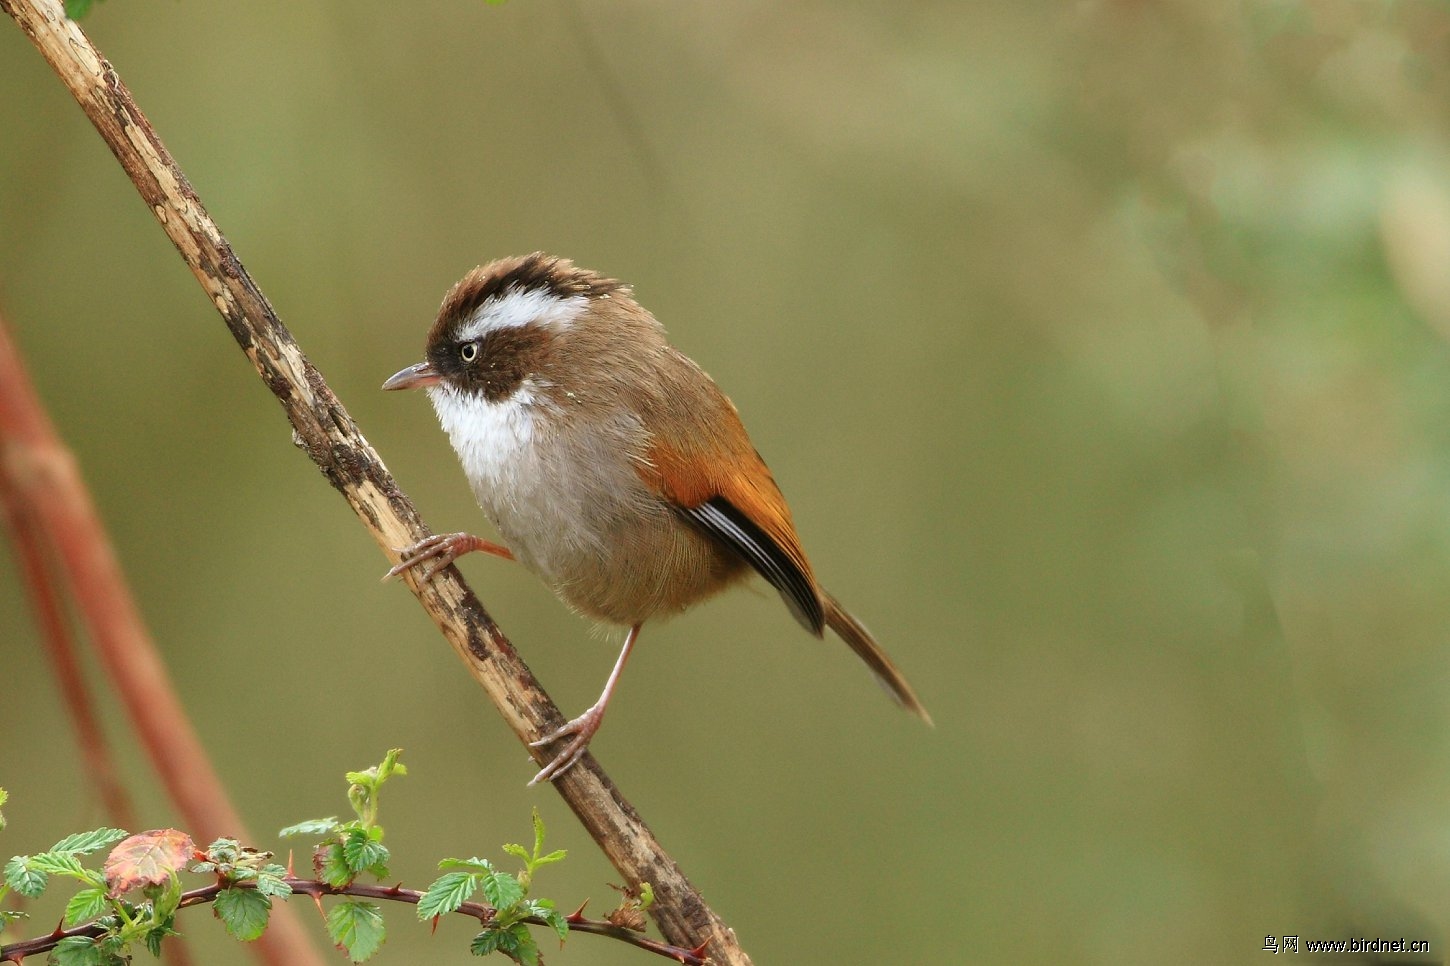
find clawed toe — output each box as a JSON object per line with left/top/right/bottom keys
{"left": 528, "top": 707, "right": 604, "bottom": 785}
{"left": 383, "top": 533, "right": 466, "bottom": 582}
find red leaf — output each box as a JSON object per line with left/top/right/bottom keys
{"left": 104, "top": 829, "right": 196, "bottom": 897}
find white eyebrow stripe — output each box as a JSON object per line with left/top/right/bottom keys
{"left": 456, "top": 288, "right": 587, "bottom": 341}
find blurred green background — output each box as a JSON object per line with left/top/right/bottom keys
{"left": 5, "top": 1, "right": 1450, "bottom": 963}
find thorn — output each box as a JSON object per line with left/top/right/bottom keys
{"left": 389, "top": 881, "right": 405, "bottom": 895}
{"left": 311, "top": 891, "right": 326, "bottom": 919}
{"left": 430, "top": 914, "right": 441, "bottom": 936}
{"left": 285, "top": 850, "right": 295, "bottom": 877}
{"left": 566, "top": 899, "right": 589, "bottom": 923}
{"left": 688, "top": 940, "right": 709, "bottom": 961}
{"left": 49, "top": 919, "right": 66, "bottom": 938}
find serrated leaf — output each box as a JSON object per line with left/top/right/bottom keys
{"left": 480, "top": 871, "right": 524, "bottom": 911}
{"left": 417, "top": 871, "right": 477, "bottom": 920}
{"left": 255, "top": 872, "right": 293, "bottom": 899}
{"left": 5, "top": 856, "right": 47, "bottom": 897}
{"left": 523, "top": 899, "right": 569, "bottom": 943}
{"left": 215, "top": 886, "right": 271, "bottom": 941}
{"left": 315, "top": 842, "right": 352, "bottom": 888}
{"left": 342, "top": 829, "right": 388, "bottom": 875}
{"left": 531, "top": 809, "right": 546, "bottom": 857}
{"left": 50, "top": 934, "right": 108, "bottom": 966}
{"left": 470, "top": 926, "right": 503, "bottom": 956}
{"left": 64, "top": 886, "right": 110, "bottom": 926}
{"left": 278, "top": 818, "right": 339, "bottom": 838}
{"left": 504, "top": 923, "right": 539, "bottom": 966}
{"left": 103, "top": 830, "right": 194, "bottom": 896}
{"left": 438, "top": 857, "right": 495, "bottom": 873}
{"left": 50, "top": 828, "right": 128, "bottom": 856}
{"left": 204, "top": 838, "right": 241, "bottom": 863}
{"left": 144, "top": 924, "right": 167, "bottom": 957}
{"left": 327, "top": 899, "right": 386, "bottom": 963}
{"left": 29, "top": 852, "right": 86, "bottom": 876}
{"left": 533, "top": 849, "right": 566, "bottom": 869}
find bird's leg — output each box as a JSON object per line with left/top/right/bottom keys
{"left": 384, "top": 532, "right": 514, "bottom": 582}
{"left": 528, "top": 623, "right": 642, "bottom": 785}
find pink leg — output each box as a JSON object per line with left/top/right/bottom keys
{"left": 383, "top": 531, "right": 514, "bottom": 582}
{"left": 528, "top": 623, "right": 642, "bottom": 785}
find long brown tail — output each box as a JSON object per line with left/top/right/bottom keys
{"left": 821, "top": 590, "right": 933, "bottom": 726}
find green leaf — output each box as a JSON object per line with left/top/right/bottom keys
{"left": 342, "top": 829, "right": 388, "bottom": 876}
{"left": 523, "top": 899, "right": 569, "bottom": 942}
{"left": 317, "top": 842, "right": 352, "bottom": 888}
{"left": 469, "top": 926, "right": 503, "bottom": 956}
{"left": 255, "top": 871, "right": 293, "bottom": 899}
{"left": 501, "top": 843, "right": 530, "bottom": 864}
{"left": 5, "top": 855, "right": 46, "bottom": 897}
{"left": 64, "top": 0, "right": 102, "bottom": 21}
{"left": 64, "top": 886, "right": 110, "bottom": 926}
{"left": 503, "top": 923, "right": 539, "bottom": 966}
{"left": 531, "top": 809, "right": 546, "bottom": 858}
{"left": 29, "top": 852, "right": 86, "bottom": 877}
{"left": 438, "top": 857, "right": 496, "bottom": 873}
{"left": 278, "top": 818, "right": 339, "bottom": 838}
{"left": 375, "top": 749, "right": 406, "bottom": 783}
{"left": 480, "top": 871, "right": 524, "bottom": 911}
{"left": 50, "top": 828, "right": 128, "bottom": 856}
{"left": 416, "top": 871, "right": 477, "bottom": 920}
{"left": 150, "top": 872, "right": 184, "bottom": 923}
{"left": 533, "top": 849, "right": 566, "bottom": 869}
{"left": 144, "top": 921, "right": 171, "bottom": 958}
{"left": 327, "top": 899, "right": 386, "bottom": 963}
{"left": 50, "top": 935, "right": 109, "bottom": 966}
{"left": 215, "top": 886, "right": 272, "bottom": 941}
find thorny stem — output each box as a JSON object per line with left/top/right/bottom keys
{"left": 0, "top": 877, "right": 706, "bottom": 965}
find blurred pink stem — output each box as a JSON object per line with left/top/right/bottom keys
{"left": 0, "top": 316, "right": 324, "bottom": 966}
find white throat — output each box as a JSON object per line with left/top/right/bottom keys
{"left": 425, "top": 381, "right": 539, "bottom": 506}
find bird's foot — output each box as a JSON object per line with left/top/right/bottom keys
{"left": 527, "top": 703, "right": 606, "bottom": 785}
{"left": 383, "top": 532, "right": 513, "bottom": 582}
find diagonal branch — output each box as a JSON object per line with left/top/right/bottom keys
{"left": 0, "top": 1, "right": 752, "bottom": 962}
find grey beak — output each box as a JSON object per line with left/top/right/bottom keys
{"left": 382, "top": 361, "right": 441, "bottom": 391}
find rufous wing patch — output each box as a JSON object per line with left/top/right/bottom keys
{"left": 639, "top": 432, "right": 824, "bottom": 634}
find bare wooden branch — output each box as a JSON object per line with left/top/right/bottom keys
{"left": 0, "top": 1, "right": 752, "bottom": 961}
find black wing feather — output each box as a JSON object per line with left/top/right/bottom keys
{"left": 681, "top": 496, "right": 825, "bottom": 634}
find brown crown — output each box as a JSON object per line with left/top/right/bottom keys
{"left": 430, "top": 253, "right": 627, "bottom": 344}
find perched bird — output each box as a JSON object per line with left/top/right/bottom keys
{"left": 384, "top": 254, "right": 930, "bottom": 783}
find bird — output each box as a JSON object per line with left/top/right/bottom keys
{"left": 382, "top": 253, "right": 930, "bottom": 783}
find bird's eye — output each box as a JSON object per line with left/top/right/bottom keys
{"left": 459, "top": 342, "right": 479, "bottom": 363}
